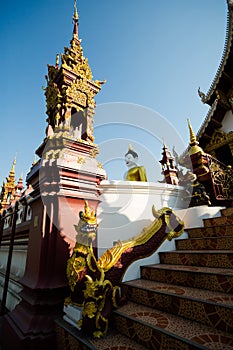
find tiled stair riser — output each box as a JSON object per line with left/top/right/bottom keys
{"left": 112, "top": 207, "right": 233, "bottom": 349}
{"left": 176, "top": 236, "right": 233, "bottom": 250}
{"left": 141, "top": 265, "right": 233, "bottom": 294}
{"left": 204, "top": 216, "right": 233, "bottom": 227}
{"left": 121, "top": 284, "right": 233, "bottom": 333}
{"left": 55, "top": 323, "right": 95, "bottom": 350}
{"left": 221, "top": 207, "right": 233, "bottom": 217}
{"left": 55, "top": 319, "right": 149, "bottom": 350}
{"left": 159, "top": 252, "right": 233, "bottom": 268}
{"left": 187, "top": 226, "right": 233, "bottom": 238}
{"left": 113, "top": 302, "right": 233, "bottom": 350}
{"left": 114, "top": 313, "right": 202, "bottom": 350}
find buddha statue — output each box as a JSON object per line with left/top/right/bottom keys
{"left": 124, "top": 145, "right": 147, "bottom": 182}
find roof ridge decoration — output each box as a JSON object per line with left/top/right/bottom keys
{"left": 198, "top": 1, "right": 233, "bottom": 104}
{"left": 196, "top": 98, "right": 219, "bottom": 139}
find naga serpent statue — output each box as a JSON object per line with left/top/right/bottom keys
{"left": 66, "top": 201, "right": 184, "bottom": 338}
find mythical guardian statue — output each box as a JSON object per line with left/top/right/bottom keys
{"left": 66, "top": 201, "right": 184, "bottom": 338}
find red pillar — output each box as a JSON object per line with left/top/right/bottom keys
{"left": 2, "top": 140, "right": 105, "bottom": 349}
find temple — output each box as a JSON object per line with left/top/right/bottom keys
{"left": 197, "top": 0, "right": 233, "bottom": 165}
{"left": 0, "top": 1, "right": 233, "bottom": 349}
{"left": 0, "top": 159, "right": 24, "bottom": 213}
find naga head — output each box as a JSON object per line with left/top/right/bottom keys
{"left": 152, "top": 205, "right": 184, "bottom": 241}
{"left": 74, "top": 201, "right": 97, "bottom": 246}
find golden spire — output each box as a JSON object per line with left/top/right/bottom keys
{"left": 55, "top": 54, "right": 60, "bottom": 67}
{"left": 187, "top": 119, "right": 204, "bottom": 155}
{"left": 73, "top": 0, "right": 79, "bottom": 38}
{"left": 128, "top": 144, "right": 133, "bottom": 151}
{"left": 33, "top": 155, "right": 37, "bottom": 165}
{"left": 162, "top": 137, "right": 167, "bottom": 149}
{"left": 9, "top": 156, "right": 17, "bottom": 178}
{"left": 187, "top": 119, "right": 197, "bottom": 145}
{"left": 0, "top": 157, "right": 17, "bottom": 211}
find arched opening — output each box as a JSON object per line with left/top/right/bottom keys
{"left": 70, "top": 107, "right": 87, "bottom": 140}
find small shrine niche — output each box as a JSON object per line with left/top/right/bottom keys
{"left": 70, "top": 107, "right": 87, "bottom": 140}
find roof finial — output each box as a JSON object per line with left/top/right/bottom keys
{"left": 55, "top": 54, "right": 60, "bottom": 67}
{"left": 10, "top": 155, "right": 17, "bottom": 175}
{"left": 33, "top": 155, "right": 37, "bottom": 165}
{"left": 187, "top": 118, "right": 197, "bottom": 145}
{"left": 128, "top": 144, "right": 133, "bottom": 151}
{"left": 187, "top": 119, "right": 204, "bottom": 155}
{"left": 73, "top": 0, "right": 79, "bottom": 38}
{"left": 162, "top": 137, "right": 167, "bottom": 149}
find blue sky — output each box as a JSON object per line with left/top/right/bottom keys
{"left": 0, "top": 0, "right": 227, "bottom": 183}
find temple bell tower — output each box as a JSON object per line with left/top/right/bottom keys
{"left": 3, "top": 2, "right": 106, "bottom": 349}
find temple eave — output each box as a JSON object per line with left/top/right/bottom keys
{"left": 54, "top": 67, "right": 103, "bottom": 95}
{"left": 201, "top": 4, "right": 233, "bottom": 105}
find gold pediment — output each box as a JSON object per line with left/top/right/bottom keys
{"left": 205, "top": 129, "right": 233, "bottom": 152}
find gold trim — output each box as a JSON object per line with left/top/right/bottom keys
{"left": 199, "top": 6, "right": 233, "bottom": 103}
{"left": 205, "top": 129, "right": 233, "bottom": 153}
{"left": 66, "top": 203, "right": 184, "bottom": 338}
{"left": 97, "top": 206, "right": 184, "bottom": 271}
{"left": 187, "top": 119, "right": 204, "bottom": 156}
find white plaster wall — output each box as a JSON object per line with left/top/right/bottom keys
{"left": 220, "top": 110, "right": 233, "bottom": 133}
{"left": 175, "top": 205, "right": 224, "bottom": 228}
{"left": 0, "top": 276, "right": 22, "bottom": 311}
{"left": 0, "top": 246, "right": 27, "bottom": 311}
{"left": 97, "top": 180, "right": 188, "bottom": 256}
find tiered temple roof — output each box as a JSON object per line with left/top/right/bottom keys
{"left": 197, "top": 0, "right": 233, "bottom": 149}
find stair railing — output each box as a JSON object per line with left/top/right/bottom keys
{"left": 205, "top": 154, "right": 233, "bottom": 202}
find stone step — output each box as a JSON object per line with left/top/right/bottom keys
{"left": 122, "top": 279, "right": 233, "bottom": 333}
{"left": 186, "top": 225, "right": 233, "bottom": 238}
{"left": 140, "top": 264, "right": 233, "bottom": 294}
{"left": 159, "top": 250, "right": 233, "bottom": 268}
{"left": 221, "top": 207, "right": 233, "bottom": 217}
{"left": 204, "top": 215, "right": 233, "bottom": 227}
{"left": 176, "top": 236, "right": 233, "bottom": 250}
{"left": 114, "top": 301, "right": 233, "bottom": 350}
{"left": 90, "top": 329, "right": 148, "bottom": 350}
{"left": 55, "top": 318, "right": 148, "bottom": 350}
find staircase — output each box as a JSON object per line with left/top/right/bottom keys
{"left": 56, "top": 207, "right": 233, "bottom": 349}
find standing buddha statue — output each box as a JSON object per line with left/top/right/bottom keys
{"left": 124, "top": 145, "right": 147, "bottom": 182}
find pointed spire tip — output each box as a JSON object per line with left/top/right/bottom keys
{"left": 73, "top": 0, "right": 79, "bottom": 38}
{"left": 187, "top": 118, "right": 197, "bottom": 145}
{"left": 74, "top": 0, "right": 78, "bottom": 19}
{"left": 10, "top": 155, "right": 17, "bottom": 173}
